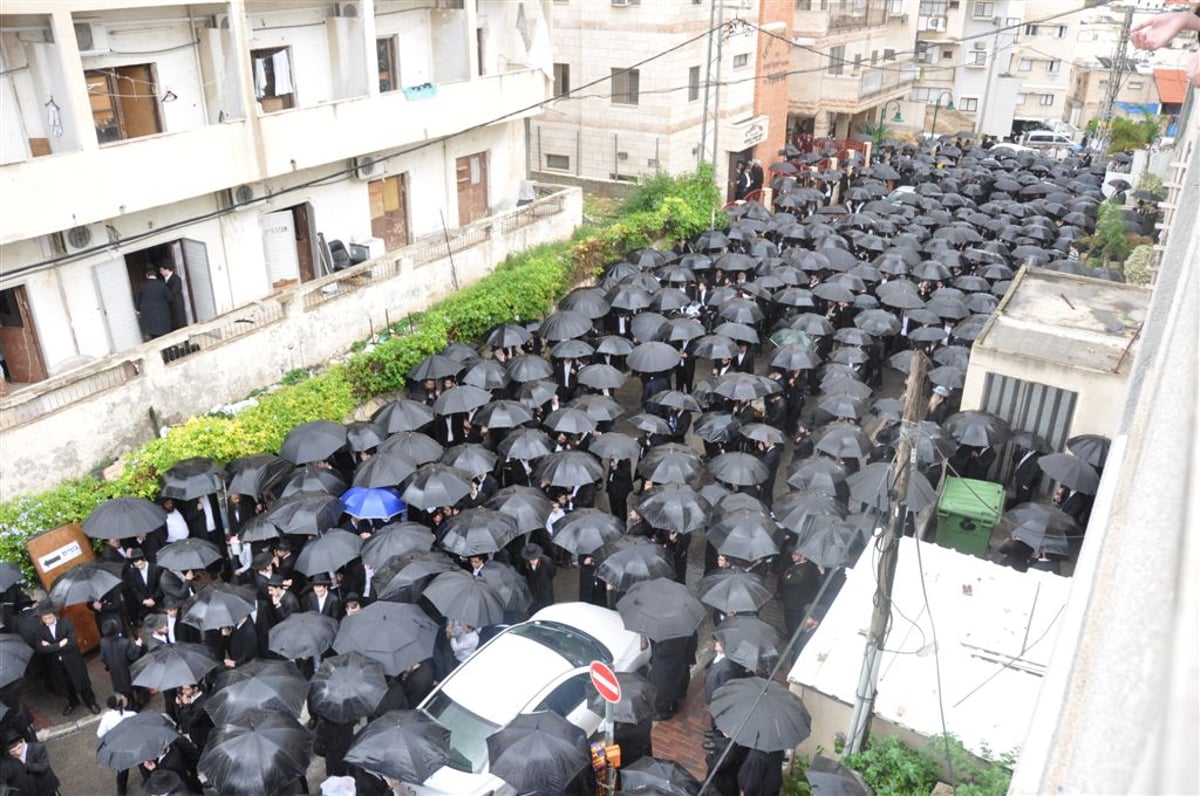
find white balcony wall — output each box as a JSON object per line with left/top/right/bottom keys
{"left": 431, "top": 9, "right": 470, "bottom": 83}
{"left": 0, "top": 32, "right": 85, "bottom": 160}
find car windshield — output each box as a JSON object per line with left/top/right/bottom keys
{"left": 507, "top": 621, "right": 611, "bottom": 668}
{"left": 421, "top": 691, "right": 499, "bottom": 773}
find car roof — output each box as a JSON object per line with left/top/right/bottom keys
{"left": 437, "top": 631, "right": 576, "bottom": 725}
{"left": 529, "top": 602, "right": 638, "bottom": 660}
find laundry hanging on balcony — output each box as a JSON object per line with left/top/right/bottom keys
{"left": 253, "top": 48, "right": 294, "bottom": 100}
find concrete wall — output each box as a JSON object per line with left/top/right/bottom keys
{"left": 0, "top": 187, "right": 583, "bottom": 499}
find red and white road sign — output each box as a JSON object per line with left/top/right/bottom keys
{"left": 589, "top": 660, "right": 622, "bottom": 704}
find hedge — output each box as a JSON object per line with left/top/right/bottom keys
{"left": 0, "top": 166, "right": 722, "bottom": 579}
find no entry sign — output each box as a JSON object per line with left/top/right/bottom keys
{"left": 589, "top": 660, "right": 622, "bottom": 704}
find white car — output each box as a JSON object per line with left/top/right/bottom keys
{"left": 406, "top": 602, "right": 651, "bottom": 795}
{"left": 989, "top": 142, "right": 1037, "bottom": 157}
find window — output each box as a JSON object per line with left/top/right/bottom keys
{"left": 1039, "top": 93, "right": 1054, "bottom": 106}
{"left": 251, "top": 47, "right": 295, "bottom": 112}
{"left": 853, "top": 54, "right": 863, "bottom": 71}
{"left": 688, "top": 65, "right": 701, "bottom": 101}
{"left": 829, "top": 45, "right": 845, "bottom": 75}
{"left": 973, "top": 0, "right": 994, "bottom": 17}
{"left": 85, "top": 64, "right": 163, "bottom": 143}
{"left": 1016, "top": 92, "right": 1027, "bottom": 104}
{"left": 919, "top": 0, "right": 947, "bottom": 14}
{"left": 871, "top": 50, "right": 879, "bottom": 65}
{"left": 971, "top": 50, "right": 987, "bottom": 65}
{"left": 942, "top": 50, "right": 953, "bottom": 59}
{"left": 1055, "top": 25, "right": 1067, "bottom": 38}
{"left": 1018, "top": 58, "right": 1032, "bottom": 71}
{"left": 377, "top": 38, "right": 398, "bottom": 92}
{"left": 553, "top": 63, "right": 570, "bottom": 96}
{"left": 795, "top": 0, "right": 830, "bottom": 9}
{"left": 884, "top": 48, "right": 896, "bottom": 61}
{"left": 1128, "top": 80, "right": 1145, "bottom": 90}
{"left": 733, "top": 53, "right": 749, "bottom": 68}
{"left": 1024, "top": 24, "right": 1039, "bottom": 36}
{"left": 545, "top": 154, "right": 570, "bottom": 171}
{"left": 535, "top": 673, "right": 589, "bottom": 718}
{"left": 1047, "top": 60, "right": 1061, "bottom": 74}
{"left": 611, "top": 67, "right": 639, "bottom": 105}
{"left": 958, "top": 96, "right": 979, "bottom": 111}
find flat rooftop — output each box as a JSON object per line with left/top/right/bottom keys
{"left": 788, "top": 538, "right": 1072, "bottom": 758}
{"left": 975, "top": 267, "right": 1151, "bottom": 374}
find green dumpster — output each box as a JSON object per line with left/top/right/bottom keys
{"left": 935, "top": 476, "right": 1005, "bottom": 558}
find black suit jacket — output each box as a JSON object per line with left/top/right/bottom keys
{"left": 1, "top": 740, "right": 59, "bottom": 796}
{"left": 228, "top": 620, "right": 260, "bottom": 666}
{"left": 733, "top": 352, "right": 755, "bottom": 374}
{"left": 123, "top": 563, "right": 165, "bottom": 618}
{"left": 302, "top": 592, "right": 342, "bottom": 620}
{"left": 703, "top": 655, "right": 746, "bottom": 704}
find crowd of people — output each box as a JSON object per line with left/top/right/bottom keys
{"left": 0, "top": 131, "right": 1117, "bottom": 796}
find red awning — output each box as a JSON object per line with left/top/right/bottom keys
{"left": 1154, "top": 69, "right": 1188, "bottom": 105}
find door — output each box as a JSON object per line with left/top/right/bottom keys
{"left": 180, "top": 239, "right": 217, "bottom": 322}
{"left": 0, "top": 286, "right": 48, "bottom": 384}
{"left": 456, "top": 152, "right": 489, "bottom": 226}
{"left": 261, "top": 211, "right": 301, "bottom": 289}
{"left": 369, "top": 174, "right": 410, "bottom": 250}
{"left": 292, "top": 205, "right": 318, "bottom": 282}
{"left": 980, "top": 373, "right": 1077, "bottom": 488}
{"left": 94, "top": 258, "right": 143, "bottom": 352}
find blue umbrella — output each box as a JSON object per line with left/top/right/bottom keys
{"left": 340, "top": 487, "right": 406, "bottom": 520}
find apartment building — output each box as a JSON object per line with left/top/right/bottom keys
{"left": 788, "top": 0, "right": 919, "bottom": 140}
{"left": 0, "top": 0, "right": 556, "bottom": 386}
{"left": 1067, "top": 58, "right": 1160, "bottom": 131}
{"left": 1005, "top": 0, "right": 1088, "bottom": 131}
{"left": 0, "top": 0, "right": 587, "bottom": 496}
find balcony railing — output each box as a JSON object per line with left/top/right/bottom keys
{"left": 859, "top": 64, "right": 919, "bottom": 100}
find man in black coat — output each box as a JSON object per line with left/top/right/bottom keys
{"left": 1008, "top": 448, "right": 1043, "bottom": 509}
{"left": 703, "top": 639, "right": 747, "bottom": 725}
{"left": 139, "top": 737, "right": 203, "bottom": 794}
{"left": 32, "top": 602, "right": 99, "bottom": 716}
{"left": 302, "top": 574, "right": 341, "bottom": 619}
{"left": 777, "top": 551, "right": 823, "bottom": 642}
{"left": 99, "top": 619, "right": 143, "bottom": 705}
{"left": 521, "top": 544, "right": 557, "bottom": 613}
{"left": 134, "top": 269, "right": 172, "bottom": 340}
{"left": 2, "top": 730, "right": 60, "bottom": 796}
{"left": 732, "top": 342, "right": 755, "bottom": 374}
{"left": 648, "top": 633, "right": 696, "bottom": 720}
{"left": 223, "top": 614, "right": 260, "bottom": 668}
{"left": 123, "top": 548, "right": 165, "bottom": 626}
{"left": 159, "top": 263, "right": 188, "bottom": 330}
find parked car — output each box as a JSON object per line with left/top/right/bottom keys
{"left": 404, "top": 602, "right": 651, "bottom": 795}
{"left": 1022, "top": 130, "right": 1082, "bottom": 151}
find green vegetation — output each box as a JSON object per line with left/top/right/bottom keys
{"left": 1122, "top": 243, "right": 1157, "bottom": 286}
{"left": 856, "top": 118, "right": 893, "bottom": 148}
{"left": 0, "top": 169, "right": 723, "bottom": 579}
{"left": 827, "top": 733, "right": 1015, "bottom": 796}
{"left": 1080, "top": 202, "right": 1152, "bottom": 271}
{"left": 1107, "top": 110, "right": 1162, "bottom": 154}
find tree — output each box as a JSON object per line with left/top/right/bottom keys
{"left": 1107, "top": 110, "right": 1162, "bottom": 153}
{"left": 856, "top": 118, "right": 892, "bottom": 148}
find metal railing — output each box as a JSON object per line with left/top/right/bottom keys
{"left": 0, "top": 359, "right": 141, "bottom": 431}
{"left": 160, "top": 301, "right": 286, "bottom": 365}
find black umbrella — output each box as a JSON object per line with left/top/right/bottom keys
{"left": 477, "top": 561, "right": 534, "bottom": 621}
{"left": 265, "top": 494, "right": 344, "bottom": 536}
{"left": 131, "top": 642, "right": 219, "bottom": 691}
{"left": 595, "top": 539, "right": 676, "bottom": 591}
{"left": 708, "top": 509, "right": 780, "bottom": 561}
{"left": 848, "top": 462, "right": 937, "bottom": 514}
{"left": 345, "top": 421, "right": 388, "bottom": 454}
{"left": 714, "top": 615, "right": 783, "bottom": 674}
{"left": 83, "top": 497, "right": 167, "bottom": 540}
{"left": 160, "top": 457, "right": 225, "bottom": 500}
{"left": 280, "top": 464, "right": 348, "bottom": 498}
{"left": 422, "top": 570, "right": 507, "bottom": 626}
{"left": 596, "top": 671, "right": 658, "bottom": 725}
{"left": 157, "top": 538, "right": 222, "bottom": 572}
{"left": 374, "top": 552, "right": 457, "bottom": 603}
{"left": 786, "top": 456, "right": 848, "bottom": 496}
{"left": 438, "top": 509, "right": 520, "bottom": 556}
{"left": 371, "top": 399, "right": 436, "bottom": 434}
{"left": 487, "top": 486, "right": 554, "bottom": 532}
{"left": 0, "top": 635, "right": 32, "bottom": 688}
{"left": 793, "top": 518, "right": 861, "bottom": 570}
{"left": 617, "top": 578, "right": 705, "bottom": 641}
{"left": 637, "top": 484, "right": 711, "bottom": 534}
{"left": 775, "top": 491, "right": 847, "bottom": 537}
{"left": 308, "top": 652, "right": 389, "bottom": 724}
{"left": 226, "top": 454, "right": 292, "bottom": 499}
{"left": 712, "top": 373, "right": 781, "bottom": 402}
{"left": 551, "top": 509, "right": 624, "bottom": 554}
{"left": 1066, "top": 433, "right": 1110, "bottom": 468}
{"left": 237, "top": 514, "right": 281, "bottom": 544}
{"left": 541, "top": 310, "right": 594, "bottom": 341}
{"left": 360, "top": 522, "right": 434, "bottom": 568}
{"left": 333, "top": 601, "right": 439, "bottom": 676}
{"left": 505, "top": 354, "right": 555, "bottom": 384}
{"left": 181, "top": 583, "right": 256, "bottom": 631}
{"left": 207, "top": 660, "right": 308, "bottom": 724}
{"left": 268, "top": 611, "right": 338, "bottom": 660}
{"left": 639, "top": 443, "right": 704, "bottom": 485}
{"left": 536, "top": 450, "right": 604, "bottom": 488}
{"left": 806, "top": 755, "right": 871, "bottom": 795}
{"left": 697, "top": 570, "right": 773, "bottom": 615}
{"left": 345, "top": 709, "right": 451, "bottom": 784}
{"left": 545, "top": 407, "right": 598, "bottom": 435}
{"left": 352, "top": 452, "right": 418, "bottom": 489}
{"left": 198, "top": 711, "right": 311, "bottom": 796}
{"left": 402, "top": 464, "right": 472, "bottom": 510}
{"left": 692, "top": 334, "right": 740, "bottom": 361}
{"left": 473, "top": 399, "right": 535, "bottom": 430}
{"left": 433, "top": 385, "right": 492, "bottom": 416}
{"left": 944, "top": 410, "right": 1011, "bottom": 448}
{"left": 589, "top": 432, "right": 642, "bottom": 461}
{"left": 488, "top": 711, "right": 591, "bottom": 794}
{"left": 628, "top": 341, "right": 682, "bottom": 373}
{"left": 1038, "top": 452, "right": 1100, "bottom": 494}
{"left": 280, "top": 420, "right": 347, "bottom": 465}
{"left": 708, "top": 452, "right": 769, "bottom": 487}
{"left": 711, "top": 678, "right": 811, "bottom": 751}
{"left": 48, "top": 562, "right": 122, "bottom": 606}
{"left": 408, "top": 353, "right": 464, "bottom": 382}
{"left": 486, "top": 322, "right": 532, "bottom": 349}
{"left": 1002, "top": 502, "right": 1077, "bottom": 557}
{"left": 96, "top": 711, "right": 180, "bottom": 771}
{"left": 620, "top": 757, "right": 702, "bottom": 796}
{"left": 570, "top": 394, "right": 624, "bottom": 424}
{"left": 497, "top": 427, "right": 555, "bottom": 460}
{"left": 379, "top": 431, "right": 444, "bottom": 465}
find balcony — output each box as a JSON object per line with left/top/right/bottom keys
{"left": 789, "top": 64, "right": 918, "bottom": 116}
{"left": 0, "top": 186, "right": 581, "bottom": 499}
{"left": 794, "top": 0, "right": 890, "bottom": 40}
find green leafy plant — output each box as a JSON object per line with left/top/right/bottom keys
{"left": 1107, "top": 110, "right": 1162, "bottom": 153}
{"left": 1135, "top": 171, "right": 1165, "bottom": 196}
{"left": 856, "top": 118, "right": 892, "bottom": 148}
{"left": 841, "top": 733, "right": 1015, "bottom": 796}
{"left": 1122, "top": 243, "right": 1157, "bottom": 286}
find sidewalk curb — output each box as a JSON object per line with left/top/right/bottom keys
{"left": 38, "top": 713, "right": 101, "bottom": 743}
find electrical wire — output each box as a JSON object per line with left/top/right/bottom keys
{"left": 911, "top": 523, "right": 959, "bottom": 792}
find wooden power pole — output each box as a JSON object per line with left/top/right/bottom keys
{"left": 845, "top": 350, "right": 928, "bottom": 754}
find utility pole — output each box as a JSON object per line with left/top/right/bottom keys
{"left": 1097, "top": 6, "right": 1133, "bottom": 146}
{"left": 845, "top": 351, "right": 928, "bottom": 755}
{"left": 698, "top": 0, "right": 726, "bottom": 168}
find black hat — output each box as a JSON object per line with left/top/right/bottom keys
{"left": 144, "top": 768, "right": 185, "bottom": 795}
{"left": 308, "top": 573, "right": 332, "bottom": 587}
{"left": 251, "top": 552, "right": 273, "bottom": 571}
{"left": 161, "top": 595, "right": 181, "bottom": 610}
{"left": 343, "top": 592, "right": 362, "bottom": 607}
{"left": 267, "top": 573, "right": 287, "bottom": 588}
{"left": 35, "top": 600, "right": 55, "bottom": 616}
{"left": 272, "top": 538, "right": 293, "bottom": 551}
{"left": 2, "top": 729, "right": 23, "bottom": 749}
{"left": 128, "top": 547, "right": 146, "bottom": 561}
{"left": 521, "top": 543, "right": 543, "bottom": 561}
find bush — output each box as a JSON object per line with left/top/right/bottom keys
{"left": 1123, "top": 244, "right": 1157, "bottom": 286}
{"left": 841, "top": 733, "right": 1015, "bottom": 796}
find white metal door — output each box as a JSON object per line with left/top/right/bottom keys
{"left": 94, "top": 258, "right": 143, "bottom": 352}
{"left": 260, "top": 210, "right": 300, "bottom": 288}
{"left": 180, "top": 239, "right": 217, "bottom": 322}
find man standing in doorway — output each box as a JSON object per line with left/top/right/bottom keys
{"left": 160, "top": 264, "right": 187, "bottom": 331}
{"left": 133, "top": 269, "right": 171, "bottom": 340}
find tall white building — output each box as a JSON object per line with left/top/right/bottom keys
{"left": 0, "top": 0, "right": 553, "bottom": 387}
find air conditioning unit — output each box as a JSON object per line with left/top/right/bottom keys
{"left": 222, "top": 184, "right": 259, "bottom": 210}
{"left": 928, "top": 16, "right": 947, "bottom": 31}
{"left": 210, "top": 13, "right": 232, "bottom": 29}
{"left": 973, "top": 41, "right": 987, "bottom": 50}
{"left": 335, "top": 2, "right": 361, "bottom": 17}
{"left": 57, "top": 224, "right": 104, "bottom": 254}
{"left": 611, "top": 0, "right": 631, "bottom": 7}
{"left": 73, "top": 22, "right": 110, "bottom": 56}
{"left": 353, "top": 155, "right": 384, "bottom": 180}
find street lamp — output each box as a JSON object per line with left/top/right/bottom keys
{"left": 928, "top": 90, "right": 955, "bottom": 136}
{"left": 879, "top": 100, "right": 903, "bottom": 125}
